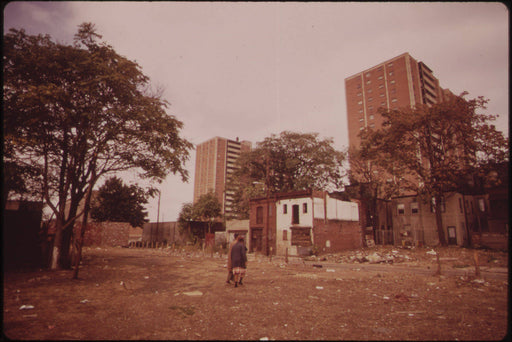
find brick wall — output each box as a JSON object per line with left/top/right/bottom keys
{"left": 74, "top": 221, "right": 130, "bottom": 247}
{"left": 313, "top": 219, "right": 363, "bottom": 252}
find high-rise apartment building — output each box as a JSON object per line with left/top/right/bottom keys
{"left": 345, "top": 52, "right": 452, "bottom": 149}
{"left": 193, "top": 136, "right": 252, "bottom": 218}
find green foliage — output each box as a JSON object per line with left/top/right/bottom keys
{"left": 3, "top": 23, "right": 192, "bottom": 268}
{"left": 229, "top": 131, "right": 346, "bottom": 217}
{"left": 192, "top": 192, "right": 222, "bottom": 223}
{"left": 90, "top": 176, "right": 151, "bottom": 227}
{"left": 177, "top": 192, "right": 222, "bottom": 235}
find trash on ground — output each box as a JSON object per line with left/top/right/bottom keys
{"left": 19, "top": 305, "right": 34, "bottom": 310}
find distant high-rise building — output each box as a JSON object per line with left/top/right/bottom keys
{"left": 345, "top": 52, "right": 452, "bottom": 149}
{"left": 193, "top": 137, "right": 252, "bottom": 218}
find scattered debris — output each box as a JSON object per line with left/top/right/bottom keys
{"left": 316, "top": 286, "right": 324, "bottom": 290}
{"left": 19, "top": 305, "right": 34, "bottom": 310}
{"left": 80, "top": 299, "right": 90, "bottom": 304}
{"left": 183, "top": 291, "right": 203, "bottom": 297}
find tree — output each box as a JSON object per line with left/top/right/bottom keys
{"left": 228, "top": 131, "right": 346, "bottom": 218}
{"left": 3, "top": 23, "right": 193, "bottom": 270}
{"left": 346, "top": 146, "right": 401, "bottom": 234}
{"left": 193, "top": 192, "right": 222, "bottom": 234}
{"left": 359, "top": 93, "right": 509, "bottom": 245}
{"left": 90, "top": 176, "right": 152, "bottom": 228}
{"left": 177, "top": 202, "right": 197, "bottom": 237}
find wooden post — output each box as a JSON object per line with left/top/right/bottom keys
{"left": 434, "top": 250, "right": 441, "bottom": 276}
{"left": 473, "top": 250, "right": 481, "bottom": 278}
{"left": 285, "top": 247, "right": 288, "bottom": 264}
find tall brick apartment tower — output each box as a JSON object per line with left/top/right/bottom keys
{"left": 345, "top": 52, "right": 452, "bottom": 149}
{"left": 193, "top": 137, "right": 252, "bottom": 218}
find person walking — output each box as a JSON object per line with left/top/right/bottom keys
{"left": 226, "top": 233, "right": 238, "bottom": 284}
{"left": 231, "top": 235, "right": 247, "bottom": 288}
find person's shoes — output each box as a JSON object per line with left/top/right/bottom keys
{"left": 234, "top": 282, "right": 238, "bottom": 288}
{"left": 239, "top": 280, "right": 243, "bottom": 285}
{"left": 226, "top": 280, "right": 231, "bottom": 284}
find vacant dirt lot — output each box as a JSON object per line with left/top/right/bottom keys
{"left": 3, "top": 246, "right": 509, "bottom": 340}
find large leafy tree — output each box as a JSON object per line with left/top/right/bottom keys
{"left": 3, "top": 23, "right": 193, "bottom": 270}
{"left": 229, "top": 131, "right": 346, "bottom": 218}
{"left": 192, "top": 192, "right": 222, "bottom": 234}
{"left": 90, "top": 176, "right": 152, "bottom": 228}
{"left": 359, "top": 93, "right": 508, "bottom": 245}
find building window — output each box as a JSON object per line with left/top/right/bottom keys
{"left": 368, "top": 88, "right": 373, "bottom": 93}
{"left": 357, "top": 84, "right": 361, "bottom": 89}
{"left": 357, "top": 92, "right": 362, "bottom": 96}
{"left": 459, "top": 198, "right": 463, "bottom": 213}
{"left": 358, "top": 100, "right": 362, "bottom": 105}
{"left": 389, "top": 71, "right": 394, "bottom": 76}
{"left": 256, "top": 206, "right": 263, "bottom": 224}
{"left": 358, "top": 109, "right": 363, "bottom": 113}
{"left": 368, "top": 97, "right": 373, "bottom": 102}
{"left": 397, "top": 203, "right": 405, "bottom": 215}
{"left": 366, "top": 80, "right": 371, "bottom": 84}
{"left": 292, "top": 205, "right": 300, "bottom": 224}
{"left": 359, "top": 126, "right": 364, "bottom": 131}
{"left": 431, "top": 197, "right": 446, "bottom": 213}
{"left": 411, "top": 201, "right": 419, "bottom": 214}
{"left": 379, "top": 84, "right": 384, "bottom": 89}
{"left": 388, "top": 62, "right": 393, "bottom": 67}
{"left": 378, "top": 76, "right": 383, "bottom": 80}
{"left": 283, "top": 230, "right": 288, "bottom": 241}
{"left": 392, "top": 98, "right": 397, "bottom": 103}
{"left": 381, "top": 102, "right": 386, "bottom": 106}
{"left": 369, "top": 123, "right": 375, "bottom": 128}
{"left": 303, "top": 203, "right": 308, "bottom": 213}
{"left": 359, "top": 118, "right": 364, "bottom": 122}
{"left": 478, "top": 198, "right": 486, "bottom": 212}
{"left": 369, "top": 115, "right": 374, "bottom": 120}
{"left": 390, "top": 80, "right": 395, "bottom": 84}
{"left": 283, "top": 204, "right": 287, "bottom": 214}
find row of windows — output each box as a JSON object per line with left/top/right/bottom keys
{"left": 255, "top": 203, "right": 308, "bottom": 225}
{"left": 396, "top": 197, "right": 486, "bottom": 215}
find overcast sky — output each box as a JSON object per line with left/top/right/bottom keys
{"left": 4, "top": 1, "right": 509, "bottom": 222}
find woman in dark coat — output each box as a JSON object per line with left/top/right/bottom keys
{"left": 230, "top": 236, "right": 247, "bottom": 287}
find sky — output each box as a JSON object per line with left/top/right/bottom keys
{"left": 3, "top": 1, "right": 509, "bottom": 222}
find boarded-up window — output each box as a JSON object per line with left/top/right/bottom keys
{"left": 256, "top": 206, "right": 263, "bottom": 224}
{"left": 291, "top": 227, "right": 311, "bottom": 246}
{"left": 292, "top": 205, "right": 300, "bottom": 224}
{"left": 283, "top": 204, "right": 287, "bottom": 214}
{"left": 303, "top": 203, "right": 308, "bottom": 213}
{"left": 283, "top": 230, "right": 288, "bottom": 241}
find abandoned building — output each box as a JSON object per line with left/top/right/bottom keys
{"left": 249, "top": 190, "right": 362, "bottom": 256}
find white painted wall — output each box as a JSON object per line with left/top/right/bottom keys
{"left": 275, "top": 197, "right": 314, "bottom": 256}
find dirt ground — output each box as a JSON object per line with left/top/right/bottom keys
{"left": 2, "top": 245, "right": 509, "bottom": 340}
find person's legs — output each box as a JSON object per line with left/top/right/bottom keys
{"left": 226, "top": 269, "right": 233, "bottom": 283}
{"left": 233, "top": 268, "right": 240, "bottom": 287}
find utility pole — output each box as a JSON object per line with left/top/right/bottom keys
{"left": 156, "top": 190, "right": 161, "bottom": 243}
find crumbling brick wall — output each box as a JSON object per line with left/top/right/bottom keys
{"left": 74, "top": 221, "right": 130, "bottom": 247}
{"left": 313, "top": 219, "right": 363, "bottom": 252}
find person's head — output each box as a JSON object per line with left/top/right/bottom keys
{"left": 234, "top": 233, "right": 239, "bottom": 240}
{"left": 238, "top": 236, "right": 244, "bottom": 243}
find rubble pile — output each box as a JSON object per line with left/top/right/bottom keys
{"left": 305, "top": 248, "right": 419, "bottom": 264}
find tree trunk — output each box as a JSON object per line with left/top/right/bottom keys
{"left": 73, "top": 183, "right": 94, "bottom": 279}
{"left": 50, "top": 219, "right": 64, "bottom": 270}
